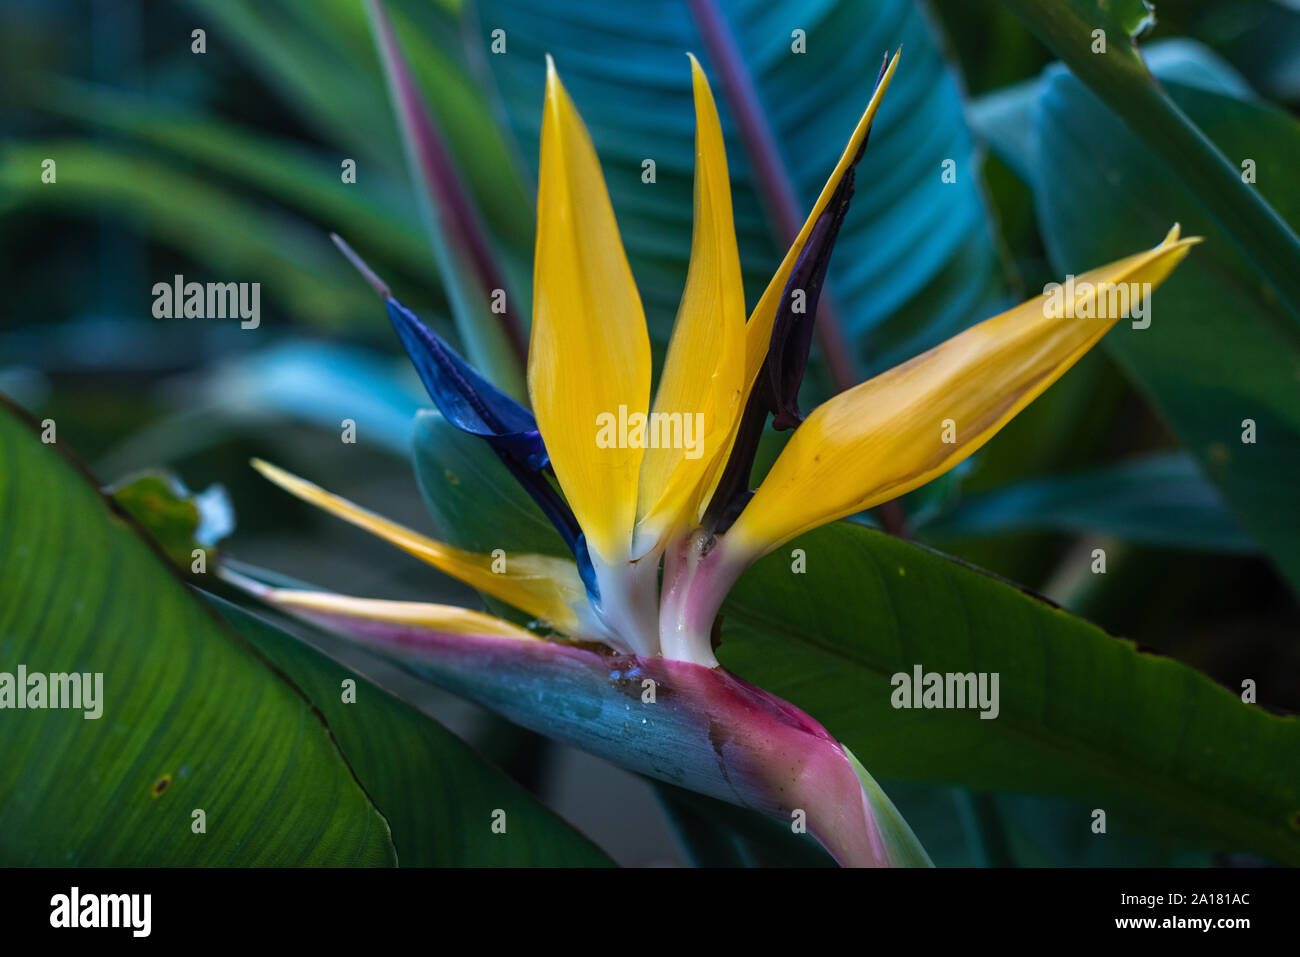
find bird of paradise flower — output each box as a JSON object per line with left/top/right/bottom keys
{"left": 224, "top": 50, "right": 1196, "bottom": 867}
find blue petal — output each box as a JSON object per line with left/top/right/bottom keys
{"left": 386, "top": 299, "right": 546, "bottom": 470}
{"left": 386, "top": 298, "right": 600, "bottom": 603}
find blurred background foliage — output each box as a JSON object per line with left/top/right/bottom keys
{"left": 2, "top": 0, "right": 1298, "bottom": 865}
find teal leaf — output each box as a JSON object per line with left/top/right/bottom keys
{"left": 1030, "top": 64, "right": 1300, "bottom": 593}
{"left": 475, "top": 0, "right": 1005, "bottom": 377}
{"left": 997, "top": 0, "right": 1300, "bottom": 324}
{"left": 412, "top": 409, "right": 568, "bottom": 557}
{"left": 916, "top": 452, "right": 1257, "bottom": 554}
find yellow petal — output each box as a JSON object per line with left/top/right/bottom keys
{"left": 251, "top": 459, "right": 591, "bottom": 635}
{"left": 530, "top": 57, "right": 650, "bottom": 564}
{"left": 633, "top": 54, "right": 746, "bottom": 556}
{"left": 728, "top": 226, "right": 1200, "bottom": 558}
{"left": 241, "top": 584, "right": 539, "bottom": 642}
{"left": 741, "top": 50, "right": 900, "bottom": 392}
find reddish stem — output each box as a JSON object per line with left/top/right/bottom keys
{"left": 685, "top": 1, "right": 908, "bottom": 538}
{"left": 365, "top": 0, "right": 530, "bottom": 366}
{"left": 686, "top": 0, "right": 859, "bottom": 393}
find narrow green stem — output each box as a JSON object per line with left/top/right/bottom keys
{"left": 1002, "top": 0, "right": 1300, "bottom": 333}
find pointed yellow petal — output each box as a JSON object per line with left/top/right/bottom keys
{"left": 728, "top": 227, "right": 1200, "bottom": 558}
{"left": 741, "top": 50, "right": 900, "bottom": 391}
{"left": 530, "top": 57, "right": 650, "bottom": 564}
{"left": 250, "top": 459, "right": 591, "bottom": 635}
{"left": 633, "top": 55, "right": 746, "bottom": 556}
{"left": 246, "top": 586, "right": 540, "bottom": 641}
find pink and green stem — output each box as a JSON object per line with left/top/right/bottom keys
{"left": 243, "top": 585, "right": 929, "bottom": 867}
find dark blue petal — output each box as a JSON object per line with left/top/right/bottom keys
{"left": 386, "top": 297, "right": 600, "bottom": 605}
{"left": 386, "top": 298, "right": 547, "bottom": 470}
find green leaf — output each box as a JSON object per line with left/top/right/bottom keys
{"left": 969, "top": 38, "right": 1257, "bottom": 199}
{"left": 0, "top": 398, "right": 608, "bottom": 866}
{"left": 982, "top": 792, "right": 1214, "bottom": 866}
{"left": 969, "top": 39, "right": 1258, "bottom": 165}
{"left": 475, "top": 0, "right": 1005, "bottom": 375}
{"left": 211, "top": 597, "right": 612, "bottom": 866}
{"left": 717, "top": 520, "right": 1300, "bottom": 863}
{"left": 411, "top": 409, "right": 582, "bottom": 630}
{"left": 0, "top": 399, "right": 395, "bottom": 865}
{"left": 915, "top": 452, "right": 1257, "bottom": 554}
{"left": 108, "top": 471, "right": 233, "bottom": 568}
{"left": 841, "top": 781, "right": 1215, "bottom": 866}
{"left": 1028, "top": 65, "right": 1300, "bottom": 593}
{"left": 997, "top": 0, "right": 1300, "bottom": 325}
{"left": 411, "top": 409, "right": 569, "bottom": 557}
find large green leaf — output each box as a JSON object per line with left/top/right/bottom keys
{"left": 967, "top": 38, "right": 1258, "bottom": 181}
{"left": 966, "top": 41, "right": 1300, "bottom": 592}
{"left": 0, "top": 399, "right": 608, "bottom": 865}
{"left": 474, "top": 0, "right": 1005, "bottom": 375}
{"left": 0, "top": 400, "right": 394, "bottom": 865}
{"left": 887, "top": 780, "right": 1213, "bottom": 867}
{"left": 1027, "top": 66, "right": 1300, "bottom": 594}
{"left": 114, "top": 458, "right": 610, "bottom": 866}
{"left": 211, "top": 598, "right": 612, "bottom": 866}
{"left": 716, "top": 519, "right": 1300, "bottom": 863}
